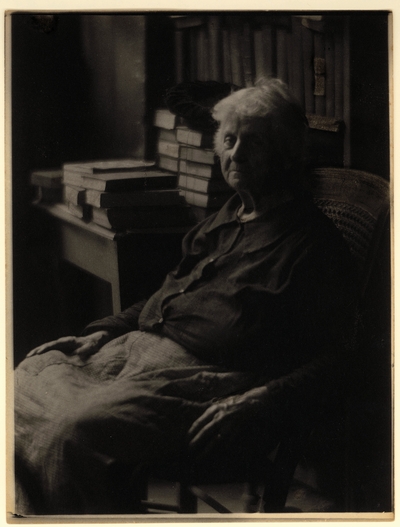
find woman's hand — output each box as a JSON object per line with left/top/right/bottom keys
{"left": 187, "top": 386, "right": 269, "bottom": 460}
{"left": 26, "top": 331, "right": 112, "bottom": 360}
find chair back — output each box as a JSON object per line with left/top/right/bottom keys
{"left": 310, "top": 168, "right": 390, "bottom": 297}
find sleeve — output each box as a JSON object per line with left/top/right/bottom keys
{"left": 260, "top": 239, "right": 360, "bottom": 436}
{"left": 81, "top": 298, "right": 148, "bottom": 338}
{"left": 262, "top": 326, "right": 359, "bottom": 437}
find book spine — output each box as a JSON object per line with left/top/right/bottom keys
{"left": 180, "top": 159, "right": 221, "bottom": 179}
{"left": 175, "top": 29, "right": 184, "bottom": 84}
{"left": 222, "top": 28, "right": 232, "bottom": 83}
{"left": 229, "top": 25, "right": 244, "bottom": 87}
{"left": 154, "top": 110, "right": 177, "bottom": 130}
{"left": 196, "top": 24, "right": 209, "bottom": 81}
{"left": 286, "top": 24, "right": 294, "bottom": 90}
{"left": 189, "top": 27, "right": 198, "bottom": 81}
{"left": 30, "top": 172, "right": 63, "bottom": 188}
{"left": 276, "top": 27, "right": 288, "bottom": 84}
{"left": 62, "top": 171, "right": 86, "bottom": 187}
{"left": 157, "top": 140, "right": 181, "bottom": 158}
{"left": 334, "top": 31, "right": 344, "bottom": 120}
{"left": 176, "top": 127, "right": 213, "bottom": 148}
{"left": 180, "top": 146, "right": 216, "bottom": 165}
{"left": 291, "top": 18, "right": 304, "bottom": 107}
{"left": 91, "top": 208, "right": 112, "bottom": 230}
{"left": 302, "top": 24, "right": 315, "bottom": 114}
{"left": 64, "top": 185, "right": 86, "bottom": 206}
{"left": 158, "top": 128, "right": 178, "bottom": 142}
{"left": 179, "top": 174, "right": 208, "bottom": 193}
{"left": 67, "top": 202, "right": 91, "bottom": 220}
{"left": 179, "top": 173, "right": 229, "bottom": 193}
{"left": 262, "top": 24, "right": 274, "bottom": 78}
{"left": 242, "top": 22, "right": 254, "bottom": 87}
{"left": 313, "top": 32, "right": 326, "bottom": 116}
{"left": 325, "top": 32, "right": 335, "bottom": 118}
{"left": 208, "top": 16, "right": 222, "bottom": 82}
{"left": 158, "top": 155, "right": 179, "bottom": 173}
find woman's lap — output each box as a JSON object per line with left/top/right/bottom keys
{"left": 14, "top": 331, "right": 260, "bottom": 514}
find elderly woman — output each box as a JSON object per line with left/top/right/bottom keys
{"left": 14, "top": 79, "right": 357, "bottom": 514}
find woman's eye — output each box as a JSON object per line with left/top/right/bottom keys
{"left": 224, "top": 136, "right": 236, "bottom": 148}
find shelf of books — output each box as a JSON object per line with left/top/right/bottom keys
{"left": 170, "top": 14, "right": 347, "bottom": 132}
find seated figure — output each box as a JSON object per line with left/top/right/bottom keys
{"left": 14, "top": 78, "right": 357, "bottom": 515}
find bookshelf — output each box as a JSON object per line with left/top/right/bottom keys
{"left": 168, "top": 13, "right": 389, "bottom": 174}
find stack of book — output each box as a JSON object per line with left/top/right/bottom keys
{"left": 62, "top": 158, "right": 192, "bottom": 230}
{"left": 29, "top": 168, "right": 63, "bottom": 204}
{"left": 154, "top": 108, "right": 233, "bottom": 221}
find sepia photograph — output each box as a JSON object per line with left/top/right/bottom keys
{"left": 6, "top": 7, "right": 392, "bottom": 520}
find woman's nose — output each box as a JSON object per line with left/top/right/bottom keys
{"left": 230, "top": 140, "right": 247, "bottom": 162}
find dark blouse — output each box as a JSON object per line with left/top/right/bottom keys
{"left": 84, "top": 193, "right": 357, "bottom": 381}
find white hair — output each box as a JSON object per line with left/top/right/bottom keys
{"left": 212, "top": 78, "right": 308, "bottom": 187}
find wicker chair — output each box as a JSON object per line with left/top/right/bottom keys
{"left": 139, "top": 167, "right": 390, "bottom": 514}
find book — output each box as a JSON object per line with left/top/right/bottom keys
{"left": 180, "top": 146, "right": 218, "bottom": 165}
{"left": 67, "top": 202, "right": 91, "bottom": 220}
{"left": 29, "top": 169, "right": 63, "bottom": 188}
{"left": 81, "top": 169, "right": 177, "bottom": 192}
{"left": 314, "top": 32, "right": 326, "bottom": 116}
{"left": 178, "top": 173, "right": 230, "bottom": 194}
{"left": 325, "top": 33, "right": 335, "bottom": 118}
{"left": 154, "top": 108, "right": 178, "bottom": 130}
{"left": 157, "top": 139, "right": 181, "bottom": 159}
{"left": 158, "top": 155, "right": 179, "bottom": 173}
{"left": 176, "top": 126, "right": 214, "bottom": 148}
{"left": 276, "top": 27, "right": 288, "bottom": 84}
{"left": 180, "top": 159, "right": 222, "bottom": 179}
{"left": 158, "top": 128, "right": 178, "bottom": 143}
{"left": 62, "top": 170, "right": 86, "bottom": 187}
{"left": 291, "top": 18, "right": 305, "bottom": 106}
{"left": 85, "top": 188, "right": 183, "bottom": 208}
{"left": 302, "top": 24, "right": 315, "bottom": 114}
{"left": 64, "top": 184, "right": 86, "bottom": 206}
{"left": 174, "top": 28, "right": 184, "bottom": 84}
{"left": 229, "top": 25, "right": 244, "bottom": 86}
{"left": 32, "top": 186, "right": 63, "bottom": 204}
{"left": 222, "top": 28, "right": 232, "bottom": 83}
{"left": 208, "top": 16, "right": 222, "bottom": 82}
{"left": 242, "top": 22, "right": 253, "bottom": 87}
{"left": 253, "top": 25, "right": 273, "bottom": 81}
{"left": 179, "top": 189, "right": 230, "bottom": 208}
{"left": 196, "top": 24, "right": 208, "bottom": 81}
{"left": 189, "top": 27, "right": 198, "bottom": 81}
{"left": 91, "top": 205, "right": 193, "bottom": 230}
{"left": 334, "top": 31, "right": 344, "bottom": 120}
{"left": 63, "top": 159, "right": 155, "bottom": 175}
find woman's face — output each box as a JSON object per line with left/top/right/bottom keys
{"left": 218, "top": 114, "right": 280, "bottom": 197}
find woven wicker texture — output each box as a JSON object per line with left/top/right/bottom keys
{"left": 310, "top": 168, "right": 389, "bottom": 276}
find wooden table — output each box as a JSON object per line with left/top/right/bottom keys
{"left": 34, "top": 203, "right": 188, "bottom": 315}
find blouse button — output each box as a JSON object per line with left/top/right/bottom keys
{"left": 209, "top": 258, "right": 214, "bottom": 263}
{"left": 158, "top": 317, "right": 164, "bottom": 324}
{"left": 179, "top": 288, "right": 185, "bottom": 293}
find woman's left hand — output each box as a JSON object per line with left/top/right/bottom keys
{"left": 187, "top": 386, "right": 268, "bottom": 460}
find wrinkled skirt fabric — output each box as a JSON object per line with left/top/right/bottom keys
{"left": 14, "top": 331, "right": 262, "bottom": 515}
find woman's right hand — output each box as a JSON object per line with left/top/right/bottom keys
{"left": 26, "top": 331, "right": 112, "bottom": 360}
